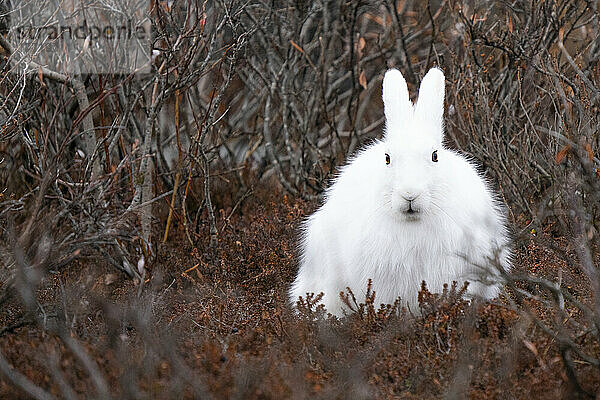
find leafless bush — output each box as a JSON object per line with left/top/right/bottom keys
{"left": 0, "top": 2, "right": 252, "bottom": 395}
{"left": 0, "top": 1, "right": 253, "bottom": 273}
{"left": 453, "top": 2, "right": 600, "bottom": 396}
{"left": 443, "top": 0, "right": 600, "bottom": 219}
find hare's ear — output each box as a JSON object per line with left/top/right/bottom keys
{"left": 382, "top": 69, "right": 412, "bottom": 135}
{"left": 415, "top": 68, "right": 445, "bottom": 136}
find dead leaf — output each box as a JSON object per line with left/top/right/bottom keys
{"left": 358, "top": 37, "right": 366, "bottom": 58}
{"left": 558, "top": 26, "right": 564, "bottom": 43}
{"left": 359, "top": 70, "right": 367, "bottom": 90}
{"left": 565, "top": 85, "right": 574, "bottom": 97}
{"left": 585, "top": 142, "right": 594, "bottom": 161}
{"left": 555, "top": 145, "right": 570, "bottom": 164}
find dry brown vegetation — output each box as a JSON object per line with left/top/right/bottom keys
{"left": 0, "top": 192, "right": 598, "bottom": 399}
{"left": 0, "top": 0, "right": 599, "bottom": 398}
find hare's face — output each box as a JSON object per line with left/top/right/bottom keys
{"left": 383, "top": 126, "right": 441, "bottom": 221}
{"left": 381, "top": 67, "right": 446, "bottom": 221}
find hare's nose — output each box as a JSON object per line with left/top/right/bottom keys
{"left": 402, "top": 192, "right": 420, "bottom": 202}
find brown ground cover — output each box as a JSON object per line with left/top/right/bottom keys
{"left": 0, "top": 188, "right": 598, "bottom": 399}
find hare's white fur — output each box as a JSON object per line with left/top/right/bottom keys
{"left": 290, "top": 68, "right": 511, "bottom": 316}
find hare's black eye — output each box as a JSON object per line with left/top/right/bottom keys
{"left": 432, "top": 150, "right": 438, "bottom": 162}
{"left": 385, "top": 153, "right": 390, "bottom": 165}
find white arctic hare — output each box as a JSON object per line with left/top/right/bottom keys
{"left": 290, "top": 68, "right": 511, "bottom": 316}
